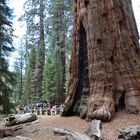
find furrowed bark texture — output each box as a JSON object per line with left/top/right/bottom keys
{"left": 62, "top": 0, "right": 140, "bottom": 121}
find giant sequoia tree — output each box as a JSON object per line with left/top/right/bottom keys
{"left": 33, "top": 0, "right": 45, "bottom": 101}
{"left": 61, "top": 0, "right": 140, "bottom": 121}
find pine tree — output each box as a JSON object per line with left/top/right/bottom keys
{"left": 12, "top": 40, "right": 26, "bottom": 104}
{"left": 42, "top": 56, "right": 56, "bottom": 102}
{"left": 0, "top": 0, "right": 15, "bottom": 114}
{"left": 21, "top": 0, "right": 45, "bottom": 103}
{"left": 21, "top": 0, "right": 72, "bottom": 104}
{"left": 12, "top": 59, "right": 21, "bottom": 103}
{"left": 43, "top": 0, "right": 72, "bottom": 103}
{"left": 23, "top": 47, "right": 36, "bottom": 104}
{"left": 32, "top": 0, "right": 45, "bottom": 102}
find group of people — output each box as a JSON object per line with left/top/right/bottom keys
{"left": 17, "top": 102, "right": 63, "bottom": 116}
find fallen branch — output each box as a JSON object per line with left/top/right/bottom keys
{"left": 85, "top": 119, "right": 103, "bottom": 139}
{"left": 54, "top": 120, "right": 103, "bottom": 140}
{"left": 54, "top": 128, "right": 90, "bottom": 140}
{"left": 5, "top": 113, "right": 37, "bottom": 126}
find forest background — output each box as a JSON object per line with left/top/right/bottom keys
{"left": 0, "top": 0, "right": 140, "bottom": 114}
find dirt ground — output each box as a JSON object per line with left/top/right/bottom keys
{"left": 1, "top": 111, "right": 140, "bottom": 140}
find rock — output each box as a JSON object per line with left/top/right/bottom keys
{"left": 118, "top": 125, "right": 140, "bottom": 140}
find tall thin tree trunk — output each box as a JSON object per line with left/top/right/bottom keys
{"left": 40, "top": 0, "right": 45, "bottom": 42}
{"left": 33, "top": 0, "right": 45, "bottom": 101}
{"left": 61, "top": 0, "right": 140, "bottom": 121}
{"left": 55, "top": 1, "right": 66, "bottom": 103}
{"left": 59, "top": 6, "right": 66, "bottom": 102}
{"left": 19, "top": 54, "right": 23, "bottom": 100}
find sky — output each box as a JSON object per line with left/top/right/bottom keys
{"left": 8, "top": 0, "right": 140, "bottom": 70}
{"left": 9, "top": 0, "right": 26, "bottom": 38}
{"left": 132, "top": 0, "right": 140, "bottom": 33}
{"left": 8, "top": 0, "right": 26, "bottom": 69}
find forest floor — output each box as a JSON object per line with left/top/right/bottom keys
{"left": 0, "top": 111, "right": 140, "bottom": 140}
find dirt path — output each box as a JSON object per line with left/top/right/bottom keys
{"left": 1, "top": 111, "right": 140, "bottom": 140}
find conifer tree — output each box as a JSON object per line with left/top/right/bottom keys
{"left": 32, "top": 0, "right": 45, "bottom": 102}
{"left": 21, "top": 0, "right": 45, "bottom": 103}
{"left": 23, "top": 47, "right": 36, "bottom": 104}
{"left": 0, "top": 0, "right": 15, "bottom": 114}
{"left": 42, "top": 56, "right": 56, "bottom": 102}
{"left": 43, "top": 0, "right": 72, "bottom": 103}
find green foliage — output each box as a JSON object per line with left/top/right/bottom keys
{"left": 31, "top": 0, "right": 45, "bottom": 102}
{"left": 18, "top": 0, "right": 40, "bottom": 104}
{"left": 0, "top": 70, "right": 16, "bottom": 114}
{"left": 42, "top": 56, "right": 56, "bottom": 102}
{"left": 19, "top": 0, "right": 72, "bottom": 105}
{"left": 12, "top": 42, "right": 26, "bottom": 103}
{"left": 0, "top": 0, "right": 14, "bottom": 69}
{"left": 12, "top": 59, "right": 21, "bottom": 103}
{"left": 23, "top": 47, "right": 36, "bottom": 104}
{"left": 42, "top": 0, "right": 72, "bottom": 103}
{"left": 20, "top": 0, "right": 45, "bottom": 104}
{"left": 0, "top": 0, "right": 15, "bottom": 114}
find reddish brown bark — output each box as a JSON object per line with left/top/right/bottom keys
{"left": 61, "top": 0, "right": 140, "bottom": 121}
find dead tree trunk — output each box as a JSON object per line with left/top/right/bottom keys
{"left": 61, "top": 0, "right": 140, "bottom": 121}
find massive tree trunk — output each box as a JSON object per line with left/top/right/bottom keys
{"left": 61, "top": 0, "right": 140, "bottom": 121}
